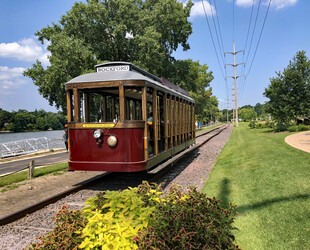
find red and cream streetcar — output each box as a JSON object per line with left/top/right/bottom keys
{"left": 65, "top": 62, "right": 195, "bottom": 172}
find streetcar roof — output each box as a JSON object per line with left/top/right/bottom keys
{"left": 66, "top": 62, "right": 194, "bottom": 102}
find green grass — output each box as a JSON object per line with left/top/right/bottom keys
{"left": 202, "top": 123, "right": 310, "bottom": 249}
{"left": 0, "top": 162, "right": 68, "bottom": 191}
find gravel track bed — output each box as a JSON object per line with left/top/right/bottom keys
{"left": 0, "top": 125, "right": 232, "bottom": 250}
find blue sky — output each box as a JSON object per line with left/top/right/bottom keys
{"left": 0, "top": 0, "right": 308, "bottom": 112}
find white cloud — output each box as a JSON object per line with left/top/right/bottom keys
{"left": 0, "top": 38, "right": 50, "bottom": 65}
{"left": 0, "top": 66, "right": 27, "bottom": 95}
{"left": 269, "top": 0, "right": 297, "bottom": 10}
{"left": 235, "top": 0, "right": 298, "bottom": 9}
{"left": 236, "top": 0, "right": 255, "bottom": 8}
{"left": 191, "top": 1, "right": 216, "bottom": 18}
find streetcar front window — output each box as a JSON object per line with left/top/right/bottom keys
{"left": 68, "top": 85, "right": 145, "bottom": 123}
{"left": 81, "top": 87, "right": 120, "bottom": 123}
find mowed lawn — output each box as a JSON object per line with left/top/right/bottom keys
{"left": 202, "top": 123, "right": 310, "bottom": 249}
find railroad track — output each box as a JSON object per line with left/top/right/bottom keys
{"left": 0, "top": 124, "right": 230, "bottom": 249}
{"left": 0, "top": 124, "right": 228, "bottom": 227}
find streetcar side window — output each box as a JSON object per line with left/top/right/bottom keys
{"left": 124, "top": 87, "right": 143, "bottom": 121}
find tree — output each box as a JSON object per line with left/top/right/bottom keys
{"left": 254, "top": 103, "right": 263, "bottom": 117}
{"left": 239, "top": 108, "right": 256, "bottom": 122}
{"left": 0, "top": 108, "right": 12, "bottom": 130}
{"left": 264, "top": 51, "right": 310, "bottom": 123}
{"left": 10, "top": 110, "right": 36, "bottom": 132}
{"left": 24, "top": 0, "right": 193, "bottom": 111}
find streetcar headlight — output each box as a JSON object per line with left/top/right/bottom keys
{"left": 107, "top": 135, "right": 117, "bottom": 147}
{"left": 93, "top": 129, "right": 102, "bottom": 139}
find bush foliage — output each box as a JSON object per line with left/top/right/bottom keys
{"left": 249, "top": 121, "right": 274, "bottom": 129}
{"left": 28, "top": 182, "right": 239, "bottom": 249}
{"left": 134, "top": 185, "right": 239, "bottom": 249}
{"left": 249, "top": 120, "right": 309, "bottom": 132}
{"left": 28, "top": 206, "right": 87, "bottom": 249}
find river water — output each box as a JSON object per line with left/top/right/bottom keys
{"left": 0, "top": 130, "right": 65, "bottom": 144}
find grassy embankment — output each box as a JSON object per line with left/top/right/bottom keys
{"left": 0, "top": 162, "right": 68, "bottom": 192}
{"left": 202, "top": 123, "right": 310, "bottom": 249}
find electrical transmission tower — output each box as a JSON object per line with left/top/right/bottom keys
{"left": 225, "top": 41, "right": 244, "bottom": 127}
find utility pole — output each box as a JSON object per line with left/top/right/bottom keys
{"left": 226, "top": 97, "right": 229, "bottom": 123}
{"left": 225, "top": 41, "right": 244, "bottom": 127}
{"left": 232, "top": 97, "right": 235, "bottom": 124}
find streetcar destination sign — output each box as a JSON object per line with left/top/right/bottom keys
{"left": 97, "top": 65, "right": 130, "bottom": 73}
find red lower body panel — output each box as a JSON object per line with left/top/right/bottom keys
{"left": 68, "top": 128, "right": 146, "bottom": 172}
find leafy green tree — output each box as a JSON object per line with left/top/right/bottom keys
{"left": 46, "top": 113, "right": 63, "bottom": 130}
{"left": 0, "top": 108, "right": 12, "bottom": 130}
{"left": 9, "top": 110, "right": 36, "bottom": 132}
{"left": 239, "top": 108, "right": 257, "bottom": 122}
{"left": 36, "top": 116, "right": 49, "bottom": 131}
{"left": 254, "top": 103, "right": 263, "bottom": 117}
{"left": 24, "top": 0, "right": 193, "bottom": 111}
{"left": 264, "top": 51, "right": 310, "bottom": 123}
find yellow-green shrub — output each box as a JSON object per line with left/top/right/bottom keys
{"left": 79, "top": 183, "right": 162, "bottom": 249}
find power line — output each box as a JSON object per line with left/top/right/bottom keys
{"left": 240, "top": 0, "right": 272, "bottom": 100}
{"left": 210, "top": 0, "right": 229, "bottom": 98}
{"left": 243, "top": 0, "right": 255, "bottom": 55}
{"left": 213, "top": 0, "right": 226, "bottom": 58}
{"left": 201, "top": 0, "right": 226, "bottom": 79}
{"left": 244, "top": 0, "right": 262, "bottom": 66}
{"left": 207, "top": 0, "right": 225, "bottom": 66}
{"left": 239, "top": 0, "right": 261, "bottom": 100}
{"left": 246, "top": 0, "right": 272, "bottom": 76}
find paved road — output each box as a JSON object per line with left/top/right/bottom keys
{"left": 0, "top": 152, "right": 69, "bottom": 176}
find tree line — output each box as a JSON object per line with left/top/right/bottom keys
{"left": 219, "top": 103, "right": 266, "bottom": 122}
{"left": 24, "top": 0, "right": 219, "bottom": 122}
{"left": 0, "top": 109, "right": 67, "bottom": 132}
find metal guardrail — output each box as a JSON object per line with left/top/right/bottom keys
{"left": 0, "top": 137, "right": 65, "bottom": 158}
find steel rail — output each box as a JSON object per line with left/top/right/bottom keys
{"left": 0, "top": 172, "right": 111, "bottom": 226}
{"left": 196, "top": 124, "right": 226, "bottom": 138}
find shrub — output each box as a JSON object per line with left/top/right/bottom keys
{"left": 298, "top": 124, "right": 309, "bottom": 131}
{"left": 249, "top": 120, "right": 257, "bottom": 129}
{"left": 274, "top": 123, "right": 289, "bottom": 132}
{"left": 134, "top": 185, "right": 239, "bottom": 249}
{"left": 27, "top": 182, "right": 239, "bottom": 249}
{"left": 79, "top": 182, "right": 162, "bottom": 249}
{"left": 265, "top": 121, "right": 275, "bottom": 128}
{"left": 249, "top": 120, "right": 275, "bottom": 129}
{"left": 288, "top": 125, "right": 298, "bottom": 132}
{"left": 28, "top": 206, "right": 87, "bottom": 249}
{"left": 256, "top": 122, "right": 263, "bottom": 129}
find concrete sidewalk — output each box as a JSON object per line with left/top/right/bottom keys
{"left": 285, "top": 131, "right": 310, "bottom": 153}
